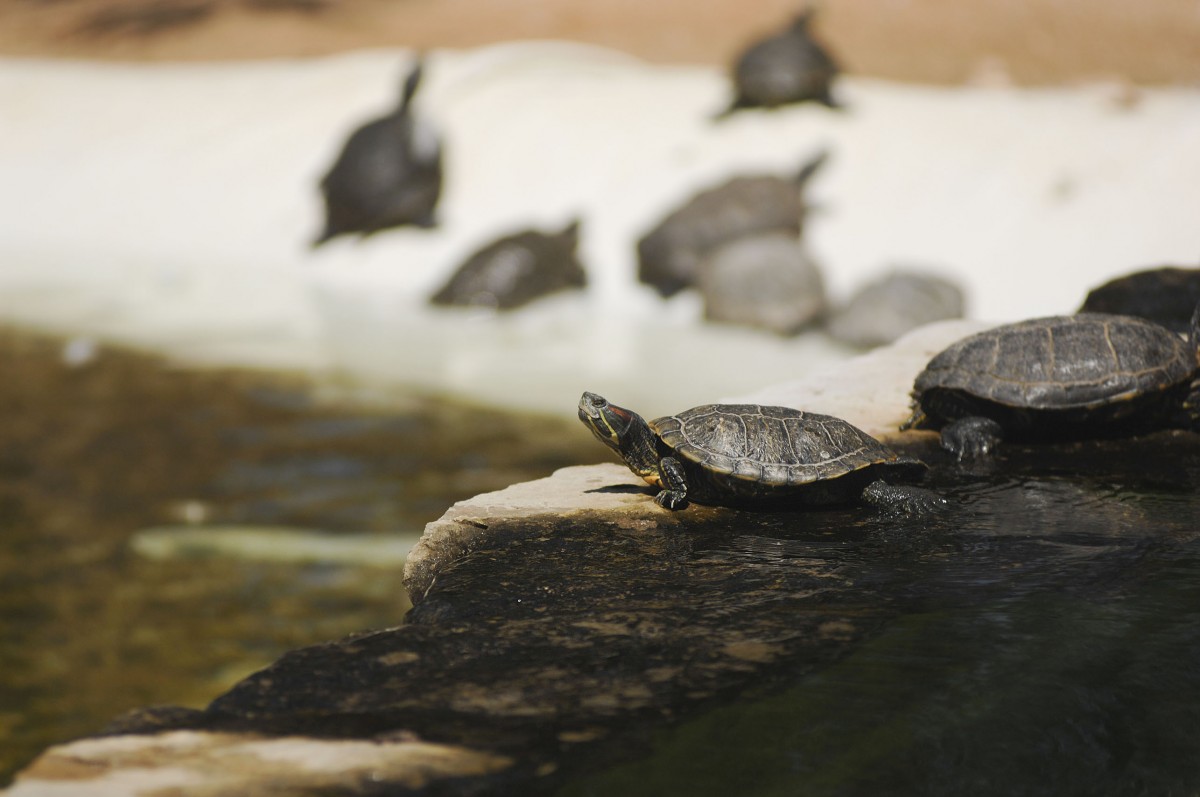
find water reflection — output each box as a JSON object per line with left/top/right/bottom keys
{"left": 561, "top": 435, "right": 1200, "bottom": 796}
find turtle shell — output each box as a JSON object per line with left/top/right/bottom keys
{"left": 915, "top": 313, "right": 1195, "bottom": 410}
{"left": 650, "top": 403, "right": 900, "bottom": 487}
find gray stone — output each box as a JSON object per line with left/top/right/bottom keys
{"left": 699, "top": 231, "right": 826, "bottom": 335}
{"left": 826, "top": 269, "right": 966, "bottom": 349}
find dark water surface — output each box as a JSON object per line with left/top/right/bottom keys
{"left": 0, "top": 331, "right": 600, "bottom": 784}
{"left": 560, "top": 437, "right": 1200, "bottom": 797}
{"left": 4, "top": 329, "right": 1200, "bottom": 795}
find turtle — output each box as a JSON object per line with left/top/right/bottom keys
{"left": 430, "top": 220, "right": 586, "bottom": 310}
{"left": 637, "top": 148, "right": 828, "bottom": 298}
{"left": 1079, "top": 266, "right": 1200, "bottom": 335}
{"left": 827, "top": 269, "right": 966, "bottom": 349}
{"left": 901, "top": 308, "right": 1200, "bottom": 459}
{"left": 578, "top": 392, "right": 943, "bottom": 513}
{"left": 716, "top": 9, "right": 841, "bottom": 119}
{"left": 698, "top": 231, "right": 827, "bottom": 336}
{"left": 313, "top": 59, "right": 443, "bottom": 246}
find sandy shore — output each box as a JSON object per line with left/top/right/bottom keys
{"left": 1, "top": 0, "right": 1199, "bottom": 86}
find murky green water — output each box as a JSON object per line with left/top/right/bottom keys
{"left": 0, "top": 331, "right": 601, "bottom": 784}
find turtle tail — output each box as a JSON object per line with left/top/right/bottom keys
{"left": 1189, "top": 301, "right": 1200, "bottom": 363}
{"left": 795, "top": 147, "right": 830, "bottom": 187}
{"left": 399, "top": 57, "right": 425, "bottom": 113}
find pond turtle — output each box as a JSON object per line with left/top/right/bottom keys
{"left": 717, "top": 9, "right": 841, "bottom": 119}
{"left": 637, "top": 149, "right": 828, "bottom": 298}
{"left": 313, "top": 59, "right": 443, "bottom": 246}
{"left": 1079, "top": 266, "right": 1200, "bottom": 335}
{"left": 578, "top": 392, "right": 943, "bottom": 513}
{"left": 430, "top": 219, "right": 585, "bottom": 310}
{"left": 902, "top": 309, "right": 1200, "bottom": 458}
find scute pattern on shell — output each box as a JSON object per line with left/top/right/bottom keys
{"left": 915, "top": 314, "right": 1193, "bottom": 410}
{"left": 650, "top": 404, "right": 897, "bottom": 486}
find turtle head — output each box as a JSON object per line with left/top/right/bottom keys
{"left": 579, "top": 392, "right": 660, "bottom": 478}
{"left": 578, "top": 392, "right": 639, "bottom": 452}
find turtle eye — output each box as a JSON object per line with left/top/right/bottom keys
{"left": 589, "top": 395, "right": 607, "bottom": 408}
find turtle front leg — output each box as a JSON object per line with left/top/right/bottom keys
{"left": 654, "top": 456, "right": 690, "bottom": 510}
{"left": 1185, "top": 377, "right": 1200, "bottom": 432}
{"left": 862, "top": 480, "right": 947, "bottom": 516}
{"left": 940, "top": 416, "right": 1003, "bottom": 459}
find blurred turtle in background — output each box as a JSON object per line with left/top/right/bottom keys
{"left": 717, "top": 8, "right": 841, "bottom": 119}
{"left": 699, "top": 231, "right": 827, "bottom": 336}
{"left": 827, "top": 270, "right": 966, "bottom": 348}
{"left": 1079, "top": 266, "right": 1200, "bottom": 335}
{"left": 313, "top": 59, "right": 443, "bottom": 246}
{"left": 637, "top": 149, "right": 828, "bottom": 298}
{"left": 430, "top": 220, "right": 586, "bottom": 310}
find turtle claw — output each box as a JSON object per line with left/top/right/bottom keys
{"left": 862, "top": 480, "right": 947, "bottom": 516}
{"left": 654, "top": 490, "right": 689, "bottom": 511}
{"left": 941, "top": 417, "right": 1003, "bottom": 460}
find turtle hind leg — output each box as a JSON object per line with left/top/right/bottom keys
{"left": 941, "top": 416, "right": 1004, "bottom": 459}
{"left": 861, "top": 480, "right": 947, "bottom": 516}
{"left": 654, "top": 456, "right": 690, "bottom": 510}
{"left": 1185, "top": 377, "right": 1200, "bottom": 432}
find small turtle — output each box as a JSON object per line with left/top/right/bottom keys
{"left": 578, "top": 392, "right": 943, "bottom": 513}
{"left": 637, "top": 149, "right": 828, "bottom": 298}
{"left": 698, "top": 231, "right": 827, "bottom": 336}
{"left": 313, "top": 59, "right": 443, "bottom": 246}
{"left": 430, "top": 220, "right": 586, "bottom": 310}
{"left": 902, "top": 309, "right": 1200, "bottom": 459}
{"left": 717, "top": 9, "right": 841, "bottom": 119}
{"left": 1080, "top": 266, "right": 1200, "bottom": 335}
{"left": 827, "top": 269, "right": 966, "bottom": 348}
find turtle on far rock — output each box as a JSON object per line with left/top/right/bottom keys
{"left": 902, "top": 308, "right": 1200, "bottom": 459}
{"left": 827, "top": 270, "right": 966, "bottom": 349}
{"left": 578, "top": 392, "right": 944, "bottom": 514}
{"left": 1079, "top": 266, "right": 1200, "bottom": 335}
{"left": 717, "top": 9, "right": 841, "bottom": 119}
{"left": 698, "top": 231, "right": 827, "bottom": 336}
{"left": 430, "top": 220, "right": 586, "bottom": 310}
{"left": 637, "top": 149, "right": 828, "bottom": 298}
{"left": 313, "top": 59, "right": 443, "bottom": 246}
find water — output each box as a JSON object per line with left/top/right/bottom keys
{"left": 558, "top": 437, "right": 1200, "bottom": 797}
{"left": 0, "top": 331, "right": 601, "bottom": 784}
{"left": 4, "top": 329, "right": 1200, "bottom": 794}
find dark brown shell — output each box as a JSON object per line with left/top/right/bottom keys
{"left": 430, "top": 221, "right": 585, "bottom": 310}
{"left": 914, "top": 314, "right": 1195, "bottom": 410}
{"left": 650, "top": 404, "right": 899, "bottom": 486}
{"left": 1079, "top": 266, "right": 1200, "bottom": 335}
